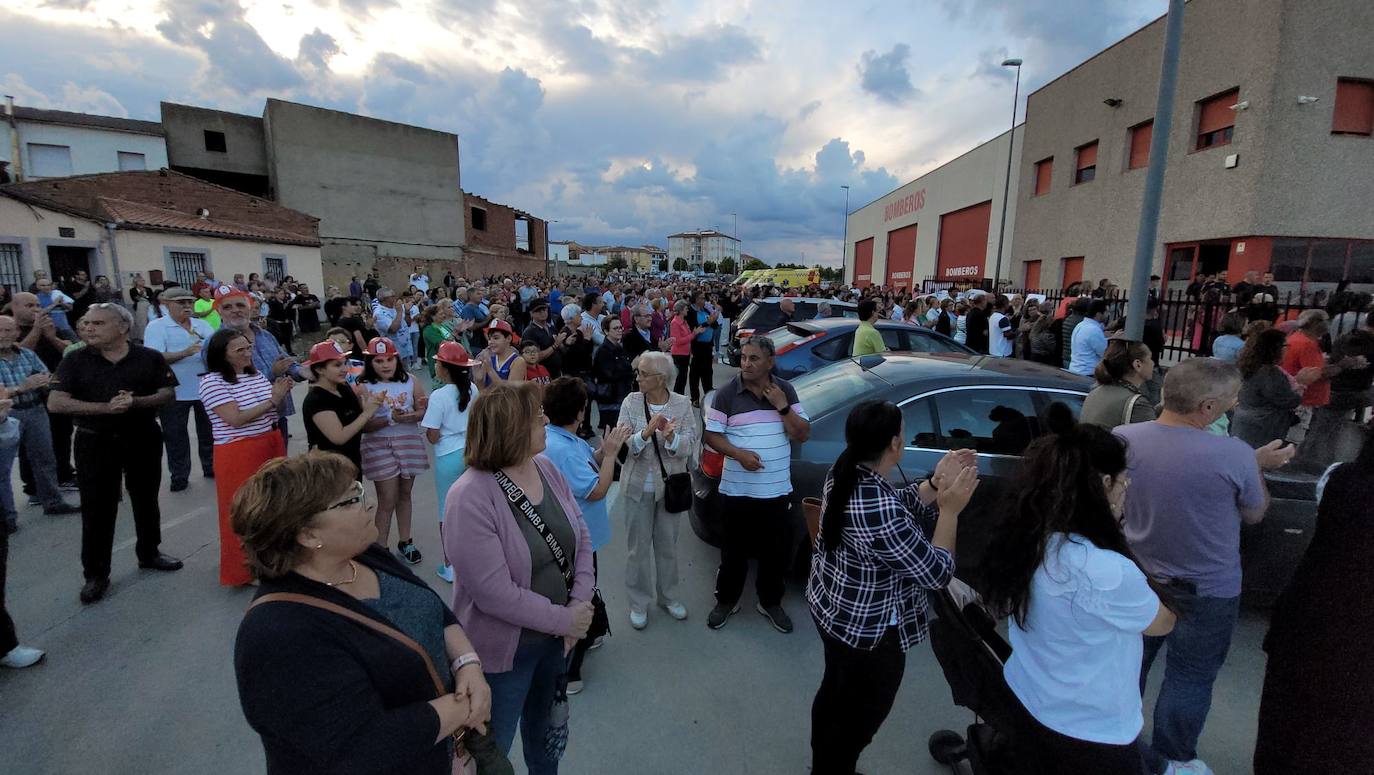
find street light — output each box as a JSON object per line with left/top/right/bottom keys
{"left": 991, "top": 57, "right": 1022, "bottom": 292}
{"left": 731, "top": 212, "right": 738, "bottom": 272}
{"left": 546, "top": 218, "right": 561, "bottom": 278}
{"left": 840, "top": 185, "right": 850, "bottom": 274}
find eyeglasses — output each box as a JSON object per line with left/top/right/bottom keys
{"left": 635, "top": 370, "right": 661, "bottom": 379}
{"left": 326, "top": 481, "right": 366, "bottom": 511}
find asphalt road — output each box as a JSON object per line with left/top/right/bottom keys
{"left": 1, "top": 362, "right": 1268, "bottom": 774}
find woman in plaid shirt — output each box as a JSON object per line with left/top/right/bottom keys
{"left": 807, "top": 399, "right": 979, "bottom": 775}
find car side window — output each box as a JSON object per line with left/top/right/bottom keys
{"left": 880, "top": 329, "right": 904, "bottom": 351}
{"left": 907, "top": 331, "right": 963, "bottom": 353}
{"left": 927, "top": 388, "right": 1042, "bottom": 455}
{"left": 1038, "top": 392, "right": 1086, "bottom": 422}
{"left": 812, "top": 333, "right": 855, "bottom": 361}
{"left": 794, "top": 303, "right": 819, "bottom": 321}
{"left": 900, "top": 397, "right": 939, "bottom": 448}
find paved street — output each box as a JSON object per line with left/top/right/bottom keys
{"left": 2, "top": 363, "right": 1267, "bottom": 774}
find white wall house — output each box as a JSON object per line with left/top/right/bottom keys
{"left": 667, "top": 230, "right": 740, "bottom": 270}
{"left": 2, "top": 103, "right": 168, "bottom": 181}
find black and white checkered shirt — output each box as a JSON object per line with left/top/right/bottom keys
{"left": 806, "top": 465, "right": 954, "bottom": 652}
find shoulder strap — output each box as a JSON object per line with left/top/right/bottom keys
{"left": 247, "top": 592, "right": 446, "bottom": 697}
{"left": 492, "top": 469, "right": 573, "bottom": 590}
{"left": 1122, "top": 392, "right": 1142, "bottom": 426}
{"left": 644, "top": 393, "right": 670, "bottom": 479}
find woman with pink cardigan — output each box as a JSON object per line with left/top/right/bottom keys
{"left": 444, "top": 382, "right": 594, "bottom": 774}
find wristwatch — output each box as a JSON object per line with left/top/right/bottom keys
{"left": 776, "top": 404, "right": 791, "bottom": 417}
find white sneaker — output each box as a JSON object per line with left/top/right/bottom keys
{"left": 566, "top": 678, "right": 584, "bottom": 695}
{"left": 1164, "top": 760, "right": 1214, "bottom": 775}
{"left": 1, "top": 645, "right": 45, "bottom": 669}
{"left": 662, "top": 601, "right": 688, "bottom": 620}
{"left": 629, "top": 608, "right": 648, "bottom": 630}
{"left": 588, "top": 636, "right": 605, "bottom": 650}
{"left": 436, "top": 564, "right": 454, "bottom": 583}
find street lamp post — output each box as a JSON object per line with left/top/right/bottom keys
{"left": 992, "top": 57, "right": 1022, "bottom": 292}
{"left": 731, "top": 212, "right": 738, "bottom": 272}
{"left": 547, "top": 219, "right": 560, "bottom": 279}
{"left": 840, "top": 185, "right": 850, "bottom": 278}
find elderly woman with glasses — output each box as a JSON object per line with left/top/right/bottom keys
{"left": 233, "top": 451, "right": 501, "bottom": 775}
{"left": 616, "top": 351, "right": 698, "bottom": 630}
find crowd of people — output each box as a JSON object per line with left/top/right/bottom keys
{"left": 1, "top": 264, "right": 1371, "bottom": 775}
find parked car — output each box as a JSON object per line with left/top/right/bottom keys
{"left": 724, "top": 297, "right": 857, "bottom": 366}
{"left": 690, "top": 352, "right": 1320, "bottom": 606}
{"left": 767, "top": 318, "right": 974, "bottom": 379}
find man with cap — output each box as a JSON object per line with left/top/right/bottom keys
{"left": 143, "top": 286, "right": 216, "bottom": 491}
{"left": 215, "top": 286, "right": 306, "bottom": 448}
{"left": 48, "top": 303, "right": 181, "bottom": 604}
{"left": 521, "top": 298, "right": 568, "bottom": 378}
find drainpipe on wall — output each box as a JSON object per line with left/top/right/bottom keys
{"left": 104, "top": 222, "right": 124, "bottom": 293}
{"left": 4, "top": 95, "right": 22, "bottom": 182}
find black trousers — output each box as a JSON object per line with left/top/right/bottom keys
{"left": 688, "top": 340, "right": 714, "bottom": 402}
{"left": 810, "top": 626, "right": 906, "bottom": 775}
{"left": 76, "top": 426, "right": 165, "bottom": 580}
{"left": 19, "top": 411, "right": 74, "bottom": 491}
{"left": 714, "top": 494, "right": 790, "bottom": 607}
{"left": 567, "top": 552, "right": 599, "bottom": 680}
{"left": 1006, "top": 690, "right": 1151, "bottom": 774}
{"left": 1, "top": 521, "right": 16, "bottom": 654}
{"left": 672, "top": 354, "right": 691, "bottom": 395}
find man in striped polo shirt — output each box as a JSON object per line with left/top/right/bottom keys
{"left": 704, "top": 335, "right": 811, "bottom": 633}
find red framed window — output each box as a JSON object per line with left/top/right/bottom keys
{"left": 1074, "top": 141, "right": 1098, "bottom": 184}
{"left": 1332, "top": 78, "right": 1374, "bottom": 136}
{"left": 1023, "top": 259, "right": 1042, "bottom": 289}
{"left": 1033, "top": 157, "right": 1053, "bottom": 196}
{"left": 1196, "top": 88, "right": 1238, "bottom": 151}
{"left": 1128, "top": 120, "right": 1153, "bottom": 170}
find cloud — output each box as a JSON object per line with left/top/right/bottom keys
{"left": 296, "top": 28, "right": 340, "bottom": 70}
{"left": 633, "top": 24, "right": 763, "bottom": 84}
{"left": 798, "top": 100, "right": 822, "bottom": 120}
{"left": 858, "top": 44, "right": 918, "bottom": 105}
{"left": 155, "top": 0, "right": 303, "bottom": 92}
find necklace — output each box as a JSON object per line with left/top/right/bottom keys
{"left": 323, "top": 560, "right": 359, "bottom": 587}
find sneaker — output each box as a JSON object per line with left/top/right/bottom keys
{"left": 43, "top": 502, "right": 80, "bottom": 516}
{"left": 1, "top": 645, "right": 45, "bottom": 669}
{"left": 26, "top": 495, "right": 41, "bottom": 507}
{"left": 706, "top": 602, "right": 740, "bottom": 630}
{"left": 436, "top": 563, "right": 454, "bottom": 583}
{"left": 629, "top": 608, "right": 647, "bottom": 630}
{"left": 566, "top": 678, "right": 584, "bottom": 696}
{"left": 58, "top": 480, "right": 80, "bottom": 492}
{"left": 662, "top": 601, "right": 688, "bottom": 621}
{"left": 398, "top": 540, "right": 422, "bottom": 565}
{"left": 588, "top": 636, "right": 605, "bottom": 650}
{"left": 756, "top": 602, "right": 794, "bottom": 634}
{"left": 1164, "top": 760, "right": 1214, "bottom": 775}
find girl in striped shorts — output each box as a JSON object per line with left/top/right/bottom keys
{"left": 358, "top": 336, "right": 431, "bottom": 564}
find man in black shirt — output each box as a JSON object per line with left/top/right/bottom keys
{"left": 291, "top": 284, "right": 322, "bottom": 334}
{"left": 48, "top": 304, "right": 181, "bottom": 604}
{"left": 336, "top": 298, "right": 370, "bottom": 360}
{"left": 964, "top": 292, "right": 991, "bottom": 354}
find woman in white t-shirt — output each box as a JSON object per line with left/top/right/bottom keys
{"left": 357, "top": 337, "right": 430, "bottom": 566}
{"left": 198, "top": 328, "right": 293, "bottom": 586}
{"left": 420, "top": 341, "right": 479, "bottom": 583}
{"left": 982, "top": 404, "right": 1187, "bottom": 775}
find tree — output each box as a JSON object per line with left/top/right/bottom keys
{"left": 606, "top": 256, "right": 628, "bottom": 271}
{"left": 658, "top": 258, "right": 669, "bottom": 272}
{"left": 718, "top": 257, "right": 738, "bottom": 276}
{"left": 703, "top": 260, "right": 717, "bottom": 274}
{"left": 673, "top": 257, "right": 689, "bottom": 271}
{"left": 744, "top": 258, "right": 769, "bottom": 271}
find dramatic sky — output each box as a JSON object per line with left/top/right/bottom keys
{"left": 2, "top": 0, "right": 1166, "bottom": 265}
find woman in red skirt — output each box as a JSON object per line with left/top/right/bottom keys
{"left": 198, "top": 328, "right": 293, "bottom": 586}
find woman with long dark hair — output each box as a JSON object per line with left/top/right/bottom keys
{"left": 981, "top": 404, "right": 1178, "bottom": 774}
{"left": 1231, "top": 327, "right": 1305, "bottom": 448}
{"left": 807, "top": 399, "right": 979, "bottom": 775}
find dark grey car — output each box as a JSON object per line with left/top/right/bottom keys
{"left": 690, "top": 352, "right": 1319, "bottom": 605}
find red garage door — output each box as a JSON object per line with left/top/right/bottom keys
{"left": 852, "top": 238, "right": 874, "bottom": 286}
{"left": 936, "top": 201, "right": 991, "bottom": 281}
{"left": 886, "top": 225, "right": 917, "bottom": 291}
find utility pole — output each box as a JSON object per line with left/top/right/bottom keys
{"left": 1126, "top": 0, "right": 1184, "bottom": 340}
{"left": 991, "top": 58, "right": 1021, "bottom": 291}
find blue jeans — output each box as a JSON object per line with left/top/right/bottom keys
{"left": 14, "top": 406, "right": 64, "bottom": 509}
{"left": 158, "top": 400, "right": 214, "bottom": 485}
{"left": 1140, "top": 589, "right": 1240, "bottom": 763}
{"left": 485, "top": 634, "right": 566, "bottom": 775}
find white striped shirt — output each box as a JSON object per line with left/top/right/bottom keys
{"left": 705, "top": 376, "right": 807, "bottom": 499}
{"left": 199, "top": 372, "right": 277, "bottom": 444}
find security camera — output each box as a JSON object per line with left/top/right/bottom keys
{"left": 1296, "top": 95, "right": 1320, "bottom": 105}
{"left": 1229, "top": 100, "right": 1250, "bottom": 111}
{"left": 1103, "top": 98, "right": 1123, "bottom": 108}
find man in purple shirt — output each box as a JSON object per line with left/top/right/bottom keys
{"left": 1114, "top": 357, "right": 1294, "bottom": 771}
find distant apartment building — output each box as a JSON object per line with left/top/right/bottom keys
{"left": 667, "top": 230, "right": 740, "bottom": 270}
{"left": 596, "top": 244, "right": 666, "bottom": 272}
{"left": 1, "top": 99, "right": 167, "bottom": 182}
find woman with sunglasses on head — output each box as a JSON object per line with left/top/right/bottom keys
{"left": 198, "top": 328, "right": 293, "bottom": 587}
{"left": 302, "top": 339, "right": 384, "bottom": 475}
{"left": 358, "top": 337, "right": 430, "bottom": 566}
{"left": 807, "top": 399, "right": 979, "bottom": 775}
{"left": 475, "top": 320, "right": 526, "bottom": 388}
{"left": 421, "top": 342, "right": 480, "bottom": 583}
{"left": 981, "top": 404, "right": 1184, "bottom": 775}
{"left": 233, "top": 451, "right": 503, "bottom": 775}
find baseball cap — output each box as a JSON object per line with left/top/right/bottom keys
{"left": 528, "top": 298, "right": 550, "bottom": 312}
{"left": 304, "top": 340, "right": 348, "bottom": 367}
{"left": 485, "top": 319, "right": 518, "bottom": 341}
{"left": 364, "top": 337, "right": 397, "bottom": 357}
{"left": 436, "top": 341, "right": 480, "bottom": 367}
{"left": 213, "top": 285, "right": 253, "bottom": 308}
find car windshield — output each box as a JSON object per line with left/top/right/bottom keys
{"left": 767, "top": 324, "right": 823, "bottom": 350}
{"left": 792, "top": 361, "right": 884, "bottom": 419}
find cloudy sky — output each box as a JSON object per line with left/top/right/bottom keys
{"left": 2, "top": 0, "right": 1166, "bottom": 266}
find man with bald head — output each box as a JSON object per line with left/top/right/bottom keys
{"left": 49, "top": 304, "right": 181, "bottom": 604}
{"left": 0, "top": 315, "right": 79, "bottom": 530}
{"left": 12, "top": 292, "right": 77, "bottom": 491}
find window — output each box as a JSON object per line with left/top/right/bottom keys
{"left": 117, "top": 151, "right": 146, "bottom": 171}
{"left": 1074, "top": 141, "right": 1098, "bottom": 184}
{"left": 263, "top": 255, "right": 286, "bottom": 283}
{"left": 904, "top": 387, "right": 1041, "bottom": 455}
{"left": 1332, "top": 78, "right": 1374, "bottom": 136}
{"left": 908, "top": 331, "right": 967, "bottom": 354}
{"left": 1269, "top": 238, "right": 1372, "bottom": 286}
{"left": 1196, "top": 89, "right": 1238, "bottom": 151}
{"left": 204, "top": 130, "right": 227, "bottom": 153}
{"left": 1350, "top": 242, "right": 1374, "bottom": 284}
{"left": 792, "top": 362, "right": 885, "bottom": 420}
{"left": 0, "top": 243, "right": 23, "bottom": 294}
{"left": 880, "top": 329, "right": 904, "bottom": 351}
{"left": 1061, "top": 256, "right": 1084, "bottom": 288}
{"left": 1128, "top": 120, "right": 1153, "bottom": 170}
{"left": 900, "top": 397, "right": 939, "bottom": 448}
{"left": 1023, "top": 259, "right": 1042, "bottom": 289}
{"left": 1033, "top": 157, "right": 1053, "bottom": 195}
{"left": 28, "top": 143, "right": 72, "bottom": 178}
{"left": 471, "top": 207, "right": 487, "bottom": 231}
{"left": 812, "top": 333, "right": 855, "bottom": 361}
{"left": 168, "top": 250, "right": 207, "bottom": 289}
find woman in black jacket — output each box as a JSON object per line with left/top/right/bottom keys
{"left": 233, "top": 451, "right": 503, "bottom": 775}
{"left": 592, "top": 315, "right": 635, "bottom": 430}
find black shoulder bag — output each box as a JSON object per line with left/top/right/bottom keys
{"left": 644, "top": 394, "right": 693, "bottom": 513}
